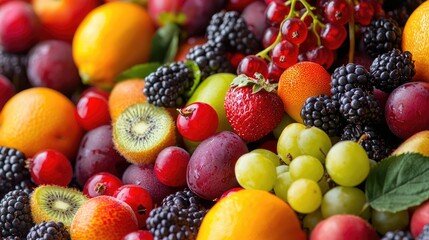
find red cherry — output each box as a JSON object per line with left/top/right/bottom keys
{"left": 83, "top": 172, "right": 123, "bottom": 198}
{"left": 122, "top": 230, "right": 154, "bottom": 240}
{"left": 114, "top": 184, "right": 153, "bottom": 229}
{"left": 154, "top": 146, "right": 190, "bottom": 187}
{"left": 29, "top": 149, "right": 73, "bottom": 187}
{"left": 237, "top": 55, "right": 269, "bottom": 78}
{"left": 176, "top": 102, "right": 218, "bottom": 142}
{"left": 80, "top": 87, "right": 110, "bottom": 100}
{"left": 75, "top": 93, "right": 111, "bottom": 131}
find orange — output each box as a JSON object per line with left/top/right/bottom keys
{"left": 197, "top": 189, "right": 306, "bottom": 240}
{"left": 402, "top": 0, "right": 429, "bottom": 83}
{"left": 72, "top": 2, "right": 155, "bottom": 89}
{"left": 0, "top": 87, "right": 83, "bottom": 159}
{"left": 70, "top": 195, "right": 139, "bottom": 240}
{"left": 108, "top": 78, "right": 146, "bottom": 123}
{"left": 278, "top": 62, "right": 332, "bottom": 123}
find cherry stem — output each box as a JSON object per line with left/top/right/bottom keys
{"left": 177, "top": 108, "right": 195, "bottom": 118}
{"left": 347, "top": 0, "right": 356, "bottom": 63}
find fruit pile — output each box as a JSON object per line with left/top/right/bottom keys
{"left": 1, "top": 0, "right": 429, "bottom": 239}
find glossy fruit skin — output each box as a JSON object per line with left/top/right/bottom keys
{"left": 220, "top": 187, "right": 244, "bottom": 199}
{"left": 241, "top": 1, "right": 268, "bottom": 41}
{"left": 177, "top": 102, "right": 219, "bottom": 142}
{"left": 75, "top": 92, "right": 111, "bottom": 131}
{"left": 224, "top": 84, "right": 284, "bottom": 142}
{"left": 0, "top": 1, "right": 40, "bottom": 53}
{"left": 29, "top": 149, "right": 73, "bottom": 187}
{"left": 27, "top": 40, "right": 81, "bottom": 96}
{"left": 385, "top": 81, "right": 429, "bottom": 139}
{"left": 237, "top": 55, "right": 269, "bottom": 78}
{"left": 114, "top": 184, "right": 153, "bottom": 229}
{"left": 0, "top": 75, "right": 15, "bottom": 111}
{"left": 122, "top": 230, "right": 154, "bottom": 240}
{"left": 154, "top": 146, "right": 190, "bottom": 187}
{"left": 411, "top": 200, "right": 429, "bottom": 237}
{"left": 83, "top": 172, "right": 123, "bottom": 198}
{"left": 32, "top": 0, "right": 98, "bottom": 42}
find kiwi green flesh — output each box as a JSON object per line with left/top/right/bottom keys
{"left": 114, "top": 102, "right": 173, "bottom": 151}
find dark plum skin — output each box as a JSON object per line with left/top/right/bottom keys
{"left": 122, "top": 163, "right": 178, "bottom": 204}
{"left": 74, "top": 124, "right": 129, "bottom": 187}
{"left": 385, "top": 82, "right": 429, "bottom": 139}
{"left": 0, "top": 75, "right": 15, "bottom": 111}
{"left": 186, "top": 131, "right": 248, "bottom": 200}
{"left": 241, "top": 0, "right": 268, "bottom": 41}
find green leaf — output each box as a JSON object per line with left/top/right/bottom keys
{"left": 365, "top": 153, "right": 429, "bottom": 212}
{"left": 149, "top": 23, "right": 181, "bottom": 64}
{"left": 184, "top": 60, "right": 201, "bottom": 97}
{"left": 115, "top": 62, "right": 161, "bottom": 81}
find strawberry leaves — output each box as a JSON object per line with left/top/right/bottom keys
{"left": 231, "top": 73, "right": 278, "bottom": 94}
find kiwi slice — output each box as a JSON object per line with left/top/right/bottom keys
{"left": 113, "top": 102, "right": 176, "bottom": 165}
{"left": 30, "top": 185, "right": 88, "bottom": 228}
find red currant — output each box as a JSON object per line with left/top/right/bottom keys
{"left": 305, "top": 45, "right": 335, "bottom": 69}
{"left": 83, "top": 172, "right": 123, "bottom": 198}
{"left": 177, "top": 102, "right": 218, "bottom": 142}
{"left": 281, "top": 18, "right": 308, "bottom": 45}
{"left": 237, "top": 55, "right": 269, "bottom": 78}
{"left": 228, "top": 52, "right": 246, "bottom": 69}
{"left": 114, "top": 184, "right": 153, "bottom": 229}
{"left": 324, "top": 0, "right": 352, "bottom": 25}
{"left": 75, "top": 92, "right": 111, "bottom": 131}
{"left": 29, "top": 149, "right": 73, "bottom": 187}
{"left": 267, "top": 61, "right": 284, "bottom": 83}
{"left": 154, "top": 146, "right": 190, "bottom": 187}
{"left": 226, "top": 0, "right": 259, "bottom": 11}
{"left": 320, "top": 22, "right": 347, "bottom": 50}
{"left": 271, "top": 40, "right": 299, "bottom": 69}
{"left": 123, "top": 230, "right": 154, "bottom": 240}
{"left": 265, "top": 0, "right": 290, "bottom": 26}
{"left": 299, "top": 28, "right": 318, "bottom": 53}
{"left": 262, "top": 26, "right": 279, "bottom": 49}
{"left": 354, "top": 1, "right": 374, "bottom": 26}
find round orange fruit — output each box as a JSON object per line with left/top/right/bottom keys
{"left": 278, "top": 62, "right": 332, "bottom": 123}
{"left": 0, "top": 87, "right": 83, "bottom": 159}
{"left": 197, "top": 189, "right": 306, "bottom": 240}
{"left": 402, "top": 0, "right": 429, "bottom": 83}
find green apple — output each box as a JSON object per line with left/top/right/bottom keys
{"left": 184, "top": 73, "right": 236, "bottom": 152}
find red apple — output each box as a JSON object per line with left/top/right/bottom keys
{"left": 310, "top": 215, "right": 379, "bottom": 240}
{"left": 385, "top": 81, "right": 429, "bottom": 139}
{"left": 411, "top": 200, "right": 429, "bottom": 238}
{"left": 0, "top": 75, "right": 15, "bottom": 111}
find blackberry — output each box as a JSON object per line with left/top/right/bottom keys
{"left": 381, "top": 230, "right": 414, "bottom": 240}
{"left": 0, "top": 190, "right": 34, "bottom": 238}
{"left": 26, "top": 221, "right": 70, "bottom": 240}
{"left": 185, "top": 42, "right": 234, "bottom": 81}
{"left": 300, "top": 94, "right": 343, "bottom": 137}
{"left": 340, "top": 124, "right": 394, "bottom": 161}
{"left": 363, "top": 17, "right": 402, "bottom": 59}
{"left": 339, "top": 88, "right": 382, "bottom": 125}
{"left": 330, "top": 63, "right": 373, "bottom": 100}
{"left": 0, "top": 50, "right": 30, "bottom": 91}
{"left": 146, "top": 206, "right": 207, "bottom": 240}
{"left": 206, "top": 11, "right": 261, "bottom": 55}
{"left": 143, "top": 61, "right": 194, "bottom": 108}
{"left": 417, "top": 224, "right": 429, "bottom": 240}
{"left": 0, "top": 146, "right": 32, "bottom": 198}
{"left": 161, "top": 189, "right": 205, "bottom": 211}
{"left": 370, "top": 49, "right": 415, "bottom": 93}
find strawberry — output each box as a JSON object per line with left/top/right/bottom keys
{"left": 224, "top": 73, "right": 284, "bottom": 142}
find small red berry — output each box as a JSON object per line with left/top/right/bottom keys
{"left": 237, "top": 55, "right": 269, "bottom": 78}
{"left": 122, "top": 230, "right": 154, "bottom": 240}
{"left": 80, "top": 87, "right": 110, "bottom": 100}
{"left": 154, "top": 146, "right": 190, "bottom": 187}
{"left": 114, "top": 184, "right": 153, "bottom": 229}
{"left": 75, "top": 92, "right": 111, "bottom": 131}
{"left": 83, "top": 172, "right": 123, "bottom": 198}
{"left": 176, "top": 102, "right": 218, "bottom": 142}
{"left": 29, "top": 149, "right": 73, "bottom": 187}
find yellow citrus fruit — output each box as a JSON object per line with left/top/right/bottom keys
{"left": 402, "top": 0, "right": 429, "bottom": 83}
{"left": 197, "top": 189, "right": 307, "bottom": 240}
{"left": 278, "top": 62, "right": 332, "bottom": 123}
{"left": 108, "top": 78, "right": 146, "bottom": 123}
{"left": 73, "top": 2, "right": 155, "bottom": 89}
{"left": 0, "top": 87, "right": 83, "bottom": 159}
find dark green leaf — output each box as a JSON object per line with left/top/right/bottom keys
{"left": 149, "top": 23, "right": 181, "bottom": 64}
{"left": 184, "top": 60, "right": 201, "bottom": 97}
{"left": 365, "top": 153, "right": 429, "bottom": 212}
{"left": 115, "top": 62, "right": 161, "bottom": 81}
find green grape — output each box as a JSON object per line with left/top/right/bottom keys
{"left": 273, "top": 113, "right": 295, "bottom": 139}
{"left": 235, "top": 152, "right": 277, "bottom": 191}
{"left": 273, "top": 172, "right": 293, "bottom": 202}
{"left": 287, "top": 178, "right": 322, "bottom": 214}
{"left": 318, "top": 175, "right": 330, "bottom": 195}
{"left": 277, "top": 123, "right": 331, "bottom": 164}
{"left": 303, "top": 208, "right": 324, "bottom": 232}
{"left": 276, "top": 165, "right": 289, "bottom": 176}
{"left": 321, "top": 186, "right": 368, "bottom": 219}
{"left": 289, "top": 155, "right": 324, "bottom": 181}
{"left": 325, "top": 141, "right": 370, "bottom": 187}
{"left": 371, "top": 209, "right": 409, "bottom": 235}
{"left": 251, "top": 148, "right": 281, "bottom": 167}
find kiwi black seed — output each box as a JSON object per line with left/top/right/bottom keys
{"left": 112, "top": 102, "right": 176, "bottom": 165}
{"left": 30, "top": 185, "right": 88, "bottom": 228}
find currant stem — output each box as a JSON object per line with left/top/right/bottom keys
{"left": 347, "top": 0, "right": 356, "bottom": 63}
